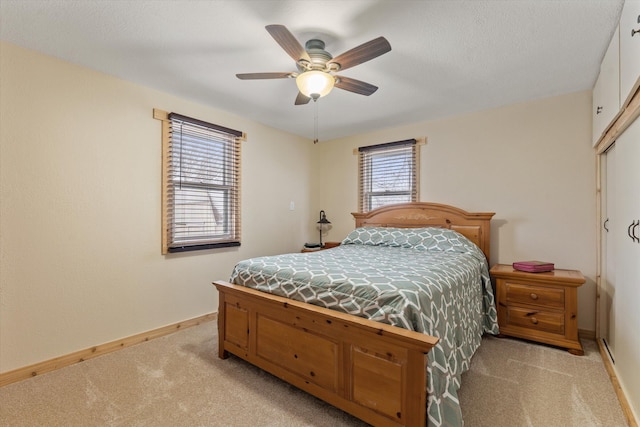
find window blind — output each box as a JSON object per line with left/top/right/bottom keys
{"left": 165, "top": 113, "right": 242, "bottom": 252}
{"left": 358, "top": 139, "right": 418, "bottom": 212}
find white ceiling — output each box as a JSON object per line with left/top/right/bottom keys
{"left": 0, "top": 0, "right": 624, "bottom": 141}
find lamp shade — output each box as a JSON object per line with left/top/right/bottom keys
{"left": 296, "top": 70, "right": 335, "bottom": 99}
{"left": 317, "top": 210, "right": 331, "bottom": 225}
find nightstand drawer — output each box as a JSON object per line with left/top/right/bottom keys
{"left": 506, "top": 306, "right": 564, "bottom": 335}
{"left": 505, "top": 282, "right": 564, "bottom": 309}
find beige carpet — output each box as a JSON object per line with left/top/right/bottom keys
{"left": 458, "top": 335, "right": 628, "bottom": 426}
{"left": 0, "top": 320, "right": 628, "bottom": 426}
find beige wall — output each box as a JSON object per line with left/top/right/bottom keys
{"left": 0, "top": 42, "right": 314, "bottom": 372}
{"left": 0, "top": 41, "right": 597, "bottom": 373}
{"left": 314, "top": 91, "right": 596, "bottom": 331}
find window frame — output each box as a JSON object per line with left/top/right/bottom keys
{"left": 154, "top": 109, "right": 244, "bottom": 254}
{"left": 357, "top": 139, "right": 421, "bottom": 213}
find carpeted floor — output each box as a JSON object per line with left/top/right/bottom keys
{"left": 0, "top": 320, "right": 628, "bottom": 426}
{"left": 457, "top": 334, "right": 628, "bottom": 426}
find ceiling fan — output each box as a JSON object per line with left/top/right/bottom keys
{"left": 236, "top": 25, "right": 391, "bottom": 105}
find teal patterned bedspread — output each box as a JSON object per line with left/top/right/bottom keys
{"left": 230, "top": 227, "right": 499, "bottom": 427}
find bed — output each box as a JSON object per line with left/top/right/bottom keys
{"left": 213, "top": 202, "right": 498, "bottom": 426}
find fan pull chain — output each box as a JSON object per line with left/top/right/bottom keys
{"left": 313, "top": 99, "right": 319, "bottom": 144}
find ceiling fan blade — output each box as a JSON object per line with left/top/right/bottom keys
{"left": 334, "top": 76, "right": 378, "bottom": 96}
{"left": 236, "top": 72, "right": 293, "bottom": 80}
{"left": 328, "top": 36, "right": 391, "bottom": 71}
{"left": 295, "top": 92, "right": 311, "bottom": 105}
{"left": 266, "top": 24, "right": 311, "bottom": 63}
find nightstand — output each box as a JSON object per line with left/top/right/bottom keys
{"left": 301, "top": 241, "right": 340, "bottom": 253}
{"left": 490, "top": 264, "right": 585, "bottom": 355}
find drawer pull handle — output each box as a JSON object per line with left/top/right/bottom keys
{"left": 531, "top": 317, "right": 539, "bottom": 325}
{"left": 530, "top": 293, "right": 539, "bottom": 300}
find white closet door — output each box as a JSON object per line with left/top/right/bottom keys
{"left": 611, "top": 118, "right": 640, "bottom": 415}
{"left": 601, "top": 143, "right": 617, "bottom": 357}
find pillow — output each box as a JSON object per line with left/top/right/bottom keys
{"left": 342, "top": 226, "right": 487, "bottom": 264}
{"left": 341, "top": 226, "right": 439, "bottom": 248}
{"left": 412, "top": 227, "right": 464, "bottom": 252}
{"left": 341, "top": 227, "right": 390, "bottom": 246}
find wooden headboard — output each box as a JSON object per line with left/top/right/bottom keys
{"left": 352, "top": 202, "right": 495, "bottom": 264}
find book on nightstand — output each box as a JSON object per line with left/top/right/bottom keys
{"left": 512, "top": 260, "right": 555, "bottom": 273}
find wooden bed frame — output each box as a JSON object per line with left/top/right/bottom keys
{"left": 213, "top": 202, "right": 494, "bottom": 427}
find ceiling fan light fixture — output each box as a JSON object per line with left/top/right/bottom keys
{"left": 296, "top": 70, "right": 335, "bottom": 100}
{"left": 238, "top": 26, "right": 391, "bottom": 106}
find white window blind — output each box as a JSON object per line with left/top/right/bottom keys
{"left": 164, "top": 113, "right": 242, "bottom": 253}
{"left": 358, "top": 139, "right": 418, "bottom": 213}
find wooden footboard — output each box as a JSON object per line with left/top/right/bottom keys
{"left": 213, "top": 280, "right": 439, "bottom": 427}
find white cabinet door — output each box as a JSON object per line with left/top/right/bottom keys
{"left": 620, "top": 0, "right": 640, "bottom": 106}
{"left": 593, "top": 26, "right": 620, "bottom": 146}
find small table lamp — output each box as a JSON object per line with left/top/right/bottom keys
{"left": 317, "top": 210, "right": 331, "bottom": 247}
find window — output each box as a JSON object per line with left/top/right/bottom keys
{"left": 156, "top": 110, "right": 243, "bottom": 253}
{"left": 358, "top": 139, "right": 419, "bottom": 213}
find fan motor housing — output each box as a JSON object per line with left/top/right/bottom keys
{"left": 304, "top": 39, "right": 333, "bottom": 70}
